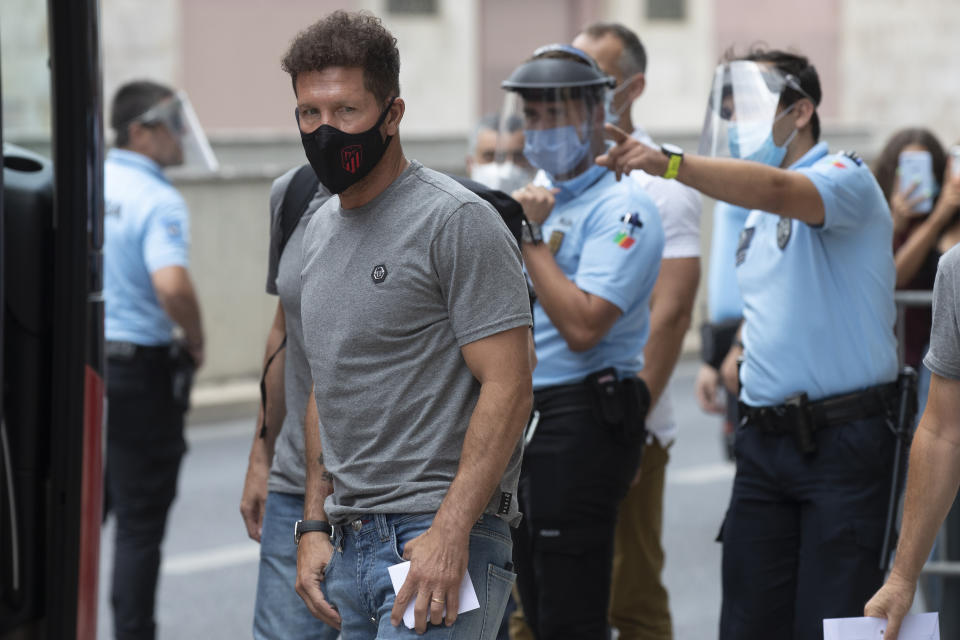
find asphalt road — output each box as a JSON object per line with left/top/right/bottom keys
{"left": 96, "top": 357, "right": 735, "bottom": 639}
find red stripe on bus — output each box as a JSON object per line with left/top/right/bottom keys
{"left": 77, "top": 365, "right": 104, "bottom": 640}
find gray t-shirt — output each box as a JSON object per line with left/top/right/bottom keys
{"left": 264, "top": 167, "right": 331, "bottom": 494}
{"left": 924, "top": 244, "right": 960, "bottom": 381}
{"left": 300, "top": 161, "right": 532, "bottom": 525}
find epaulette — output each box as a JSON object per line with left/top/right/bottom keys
{"left": 838, "top": 150, "right": 864, "bottom": 166}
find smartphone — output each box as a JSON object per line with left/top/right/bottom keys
{"left": 898, "top": 150, "right": 935, "bottom": 213}
{"left": 950, "top": 145, "right": 960, "bottom": 179}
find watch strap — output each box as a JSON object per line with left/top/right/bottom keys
{"left": 295, "top": 519, "right": 332, "bottom": 545}
{"left": 521, "top": 219, "right": 543, "bottom": 245}
{"left": 661, "top": 144, "right": 683, "bottom": 180}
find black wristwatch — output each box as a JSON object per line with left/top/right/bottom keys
{"left": 521, "top": 218, "right": 543, "bottom": 245}
{"left": 294, "top": 519, "right": 332, "bottom": 545}
{"left": 660, "top": 143, "right": 684, "bottom": 180}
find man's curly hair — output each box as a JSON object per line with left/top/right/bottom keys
{"left": 281, "top": 10, "right": 400, "bottom": 103}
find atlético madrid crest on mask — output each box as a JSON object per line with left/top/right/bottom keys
{"left": 341, "top": 145, "right": 362, "bottom": 174}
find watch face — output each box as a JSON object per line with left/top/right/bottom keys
{"left": 662, "top": 143, "right": 683, "bottom": 156}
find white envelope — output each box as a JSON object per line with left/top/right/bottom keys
{"left": 387, "top": 561, "right": 480, "bottom": 629}
{"left": 823, "top": 612, "right": 939, "bottom": 640}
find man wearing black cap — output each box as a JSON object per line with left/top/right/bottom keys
{"left": 503, "top": 45, "right": 664, "bottom": 637}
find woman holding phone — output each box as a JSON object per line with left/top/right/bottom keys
{"left": 873, "top": 128, "right": 960, "bottom": 615}
{"left": 874, "top": 129, "right": 960, "bottom": 367}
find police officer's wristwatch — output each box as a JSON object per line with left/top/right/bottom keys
{"left": 660, "top": 144, "right": 684, "bottom": 180}
{"left": 521, "top": 218, "right": 543, "bottom": 245}
{"left": 294, "top": 519, "right": 332, "bottom": 545}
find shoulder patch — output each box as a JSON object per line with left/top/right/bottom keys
{"left": 839, "top": 150, "right": 864, "bottom": 166}
{"left": 613, "top": 212, "right": 644, "bottom": 250}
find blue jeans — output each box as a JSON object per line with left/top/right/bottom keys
{"left": 253, "top": 491, "right": 339, "bottom": 640}
{"left": 322, "top": 513, "right": 515, "bottom": 639}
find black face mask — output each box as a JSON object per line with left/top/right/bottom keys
{"left": 297, "top": 98, "right": 395, "bottom": 195}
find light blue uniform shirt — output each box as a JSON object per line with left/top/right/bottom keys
{"left": 707, "top": 201, "right": 750, "bottom": 322}
{"left": 532, "top": 164, "right": 664, "bottom": 389}
{"left": 737, "top": 142, "right": 898, "bottom": 406}
{"left": 104, "top": 149, "right": 191, "bottom": 345}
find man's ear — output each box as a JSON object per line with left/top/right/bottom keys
{"left": 124, "top": 121, "right": 151, "bottom": 151}
{"left": 794, "top": 98, "right": 815, "bottom": 132}
{"left": 384, "top": 98, "right": 405, "bottom": 136}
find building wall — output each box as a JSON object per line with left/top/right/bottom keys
{"left": 841, "top": 0, "right": 960, "bottom": 149}
{"left": 0, "top": 0, "right": 52, "bottom": 138}
{"left": 101, "top": 0, "right": 180, "bottom": 125}
{"left": 477, "top": 0, "right": 604, "bottom": 117}
{"left": 604, "top": 0, "right": 717, "bottom": 134}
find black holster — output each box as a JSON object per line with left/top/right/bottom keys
{"left": 585, "top": 367, "right": 650, "bottom": 447}
{"left": 168, "top": 342, "right": 196, "bottom": 412}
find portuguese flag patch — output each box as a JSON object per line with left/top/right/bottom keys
{"left": 613, "top": 231, "right": 636, "bottom": 249}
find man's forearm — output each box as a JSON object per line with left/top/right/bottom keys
{"left": 432, "top": 380, "right": 531, "bottom": 536}
{"left": 675, "top": 155, "right": 824, "bottom": 225}
{"left": 523, "top": 242, "right": 617, "bottom": 351}
{"left": 638, "top": 257, "right": 700, "bottom": 406}
{"left": 158, "top": 277, "right": 204, "bottom": 349}
{"left": 303, "top": 388, "right": 333, "bottom": 520}
{"left": 890, "top": 412, "right": 960, "bottom": 584}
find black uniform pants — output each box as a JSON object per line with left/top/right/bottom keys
{"left": 104, "top": 349, "right": 187, "bottom": 640}
{"left": 513, "top": 383, "right": 644, "bottom": 639}
{"left": 719, "top": 414, "right": 895, "bottom": 640}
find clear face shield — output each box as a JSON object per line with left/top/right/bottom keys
{"left": 468, "top": 111, "right": 536, "bottom": 193}
{"left": 698, "top": 61, "right": 807, "bottom": 165}
{"left": 136, "top": 91, "right": 219, "bottom": 173}
{"left": 501, "top": 86, "right": 607, "bottom": 182}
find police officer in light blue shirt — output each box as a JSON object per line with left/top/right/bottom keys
{"left": 737, "top": 140, "right": 898, "bottom": 406}
{"left": 105, "top": 149, "right": 193, "bottom": 345}
{"left": 103, "top": 80, "right": 205, "bottom": 640}
{"left": 528, "top": 166, "right": 663, "bottom": 388}
{"left": 503, "top": 45, "right": 663, "bottom": 637}
{"left": 599, "top": 49, "right": 901, "bottom": 640}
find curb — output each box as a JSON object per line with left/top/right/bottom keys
{"left": 187, "top": 378, "right": 260, "bottom": 427}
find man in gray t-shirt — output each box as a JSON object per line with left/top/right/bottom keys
{"left": 866, "top": 243, "right": 960, "bottom": 638}
{"left": 240, "top": 166, "right": 338, "bottom": 639}
{"left": 287, "top": 11, "right": 533, "bottom": 639}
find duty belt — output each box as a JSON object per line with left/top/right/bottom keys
{"left": 105, "top": 340, "right": 171, "bottom": 360}
{"left": 738, "top": 381, "right": 898, "bottom": 455}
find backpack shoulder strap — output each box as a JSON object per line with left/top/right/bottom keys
{"left": 278, "top": 164, "right": 320, "bottom": 257}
